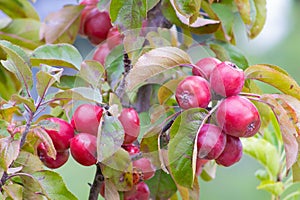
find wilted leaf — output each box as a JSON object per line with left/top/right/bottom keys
{"left": 168, "top": 108, "right": 208, "bottom": 187}
{"left": 242, "top": 137, "right": 280, "bottom": 179}
{"left": 30, "top": 43, "right": 83, "bottom": 70}
{"left": 0, "top": 0, "right": 39, "bottom": 20}
{"left": 245, "top": 64, "right": 300, "bottom": 100}
{"left": 14, "top": 151, "right": 43, "bottom": 174}
{"left": 234, "top": 0, "right": 251, "bottom": 25}
{"left": 79, "top": 60, "right": 105, "bottom": 88}
{"left": 248, "top": 0, "right": 267, "bottom": 39}
{"left": 2, "top": 184, "right": 23, "bottom": 200}
{"left": 158, "top": 77, "right": 184, "bottom": 104}
{"left": 97, "top": 114, "right": 124, "bottom": 161}
{"left": 145, "top": 169, "right": 177, "bottom": 200}
{"left": 126, "top": 47, "right": 191, "bottom": 91}
{"left": 257, "top": 180, "right": 284, "bottom": 196}
{"left": 41, "top": 5, "right": 83, "bottom": 44}
{"left": 0, "top": 136, "right": 20, "bottom": 171}
{"left": 54, "top": 87, "right": 102, "bottom": 103}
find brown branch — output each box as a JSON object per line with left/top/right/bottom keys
{"left": 88, "top": 163, "right": 104, "bottom": 200}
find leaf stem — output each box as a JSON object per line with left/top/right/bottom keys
{"left": 88, "top": 163, "right": 105, "bottom": 200}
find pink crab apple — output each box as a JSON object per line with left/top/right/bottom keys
{"left": 107, "top": 26, "right": 123, "bottom": 49}
{"left": 79, "top": 0, "right": 99, "bottom": 36}
{"left": 175, "top": 76, "right": 211, "bottom": 109}
{"left": 124, "top": 182, "right": 150, "bottom": 200}
{"left": 70, "top": 133, "right": 97, "bottom": 166}
{"left": 197, "top": 124, "right": 227, "bottom": 160}
{"left": 216, "top": 135, "right": 243, "bottom": 167}
{"left": 92, "top": 42, "right": 111, "bottom": 65}
{"left": 122, "top": 143, "right": 140, "bottom": 156}
{"left": 210, "top": 61, "right": 245, "bottom": 97}
{"left": 71, "top": 104, "right": 103, "bottom": 136}
{"left": 44, "top": 117, "right": 74, "bottom": 151}
{"left": 37, "top": 143, "right": 69, "bottom": 169}
{"left": 192, "top": 57, "right": 221, "bottom": 79}
{"left": 133, "top": 157, "right": 156, "bottom": 180}
{"left": 118, "top": 108, "right": 141, "bottom": 144}
{"left": 216, "top": 95, "right": 261, "bottom": 137}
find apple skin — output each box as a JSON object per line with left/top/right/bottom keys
{"left": 192, "top": 57, "right": 221, "bottom": 79}
{"left": 70, "top": 133, "right": 97, "bottom": 166}
{"left": 122, "top": 143, "right": 140, "bottom": 156}
{"left": 196, "top": 158, "right": 209, "bottom": 176}
{"left": 118, "top": 108, "right": 140, "bottom": 144}
{"left": 92, "top": 42, "right": 111, "bottom": 65}
{"left": 124, "top": 182, "right": 150, "bottom": 200}
{"left": 79, "top": 0, "right": 99, "bottom": 36}
{"left": 107, "top": 26, "right": 123, "bottom": 49}
{"left": 216, "top": 96, "right": 261, "bottom": 137}
{"left": 210, "top": 61, "right": 245, "bottom": 97}
{"left": 71, "top": 104, "right": 103, "bottom": 136}
{"left": 37, "top": 143, "right": 69, "bottom": 169}
{"left": 44, "top": 117, "right": 75, "bottom": 151}
{"left": 84, "top": 8, "right": 112, "bottom": 45}
{"left": 133, "top": 157, "right": 156, "bottom": 180}
{"left": 175, "top": 76, "right": 211, "bottom": 109}
{"left": 197, "top": 124, "right": 226, "bottom": 160}
{"left": 216, "top": 135, "right": 243, "bottom": 167}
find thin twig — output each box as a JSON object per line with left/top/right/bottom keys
{"left": 88, "top": 163, "right": 105, "bottom": 200}
{"left": 20, "top": 111, "right": 34, "bottom": 148}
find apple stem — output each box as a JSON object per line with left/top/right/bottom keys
{"left": 88, "top": 163, "right": 104, "bottom": 200}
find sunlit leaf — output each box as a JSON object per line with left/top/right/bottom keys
{"left": 30, "top": 43, "right": 83, "bottom": 70}
{"left": 0, "top": 136, "right": 20, "bottom": 171}
{"left": 52, "top": 75, "right": 88, "bottom": 90}
{"left": 79, "top": 60, "right": 105, "bottom": 88}
{"left": 172, "top": 0, "right": 201, "bottom": 19}
{"left": 168, "top": 108, "right": 208, "bottom": 187}
{"left": 0, "top": 65, "right": 21, "bottom": 100}
{"left": 41, "top": 5, "right": 83, "bottom": 44}
{"left": 234, "top": 0, "right": 251, "bottom": 25}
{"left": 0, "top": 0, "right": 39, "bottom": 20}
{"left": 158, "top": 77, "right": 184, "bottom": 104}
{"left": 257, "top": 180, "right": 284, "bottom": 196}
{"left": 54, "top": 87, "right": 102, "bottom": 103}
{"left": 126, "top": 47, "right": 191, "bottom": 91}
{"left": 248, "top": 0, "right": 267, "bottom": 39}
{"left": 2, "top": 184, "right": 23, "bottom": 200}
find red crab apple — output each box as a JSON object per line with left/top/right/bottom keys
{"left": 79, "top": 0, "right": 99, "bottom": 36}
{"left": 44, "top": 117, "right": 74, "bottom": 151}
{"left": 216, "top": 95, "right": 261, "bottom": 137}
{"left": 84, "top": 8, "right": 112, "bottom": 45}
{"left": 107, "top": 26, "right": 123, "bottom": 49}
{"left": 175, "top": 76, "right": 211, "bottom": 109}
{"left": 70, "top": 133, "right": 97, "bottom": 166}
{"left": 118, "top": 108, "right": 140, "bottom": 144}
{"left": 92, "top": 42, "right": 111, "bottom": 65}
{"left": 133, "top": 157, "right": 156, "bottom": 180}
{"left": 216, "top": 135, "right": 243, "bottom": 167}
{"left": 196, "top": 158, "right": 209, "bottom": 176}
{"left": 210, "top": 61, "right": 245, "bottom": 97}
{"left": 122, "top": 143, "right": 140, "bottom": 156}
{"left": 37, "top": 143, "right": 69, "bottom": 169}
{"left": 197, "top": 124, "right": 226, "bottom": 160}
{"left": 192, "top": 57, "right": 221, "bottom": 79}
{"left": 71, "top": 104, "right": 103, "bottom": 136}
{"left": 124, "top": 182, "right": 150, "bottom": 200}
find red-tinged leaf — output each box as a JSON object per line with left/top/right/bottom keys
{"left": 33, "top": 127, "right": 56, "bottom": 159}
{"left": 248, "top": 0, "right": 266, "bottom": 39}
{"left": 126, "top": 47, "right": 191, "bottom": 91}
{"left": 245, "top": 64, "right": 300, "bottom": 100}
{"left": 0, "top": 136, "right": 20, "bottom": 171}
{"left": 261, "top": 94, "right": 298, "bottom": 170}
{"left": 234, "top": 0, "right": 251, "bottom": 25}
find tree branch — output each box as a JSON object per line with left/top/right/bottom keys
{"left": 20, "top": 111, "right": 34, "bottom": 148}
{"left": 0, "top": 172, "right": 8, "bottom": 191}
{"left": 88, "top": 163, "right": 104, "bottom": 200}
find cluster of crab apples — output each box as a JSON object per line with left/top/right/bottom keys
{"left": 175, "top": 57, "right": 261, "bottom": 171}
{"left": 37, "top": 104, "right": 153, "bottom": 199}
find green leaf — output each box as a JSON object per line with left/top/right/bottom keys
{"left": 101, "top": 149, "right": 133, "bottom": 191}
{"left": 176, "top": 177, "right": 199, "bottom": 200}
{"left": 30, "top": 43, "right": 83, "bottom": 70}
{"left": 0, "top": 65, "right": 21, "bottom": 100}
{"left": 41, "top": 5, "right": 84, "bottom": 44}
{"left": 173, "top": 0, "right": 201, "bottom": 18}
{"left": 126, "top": 47, "right": 191, "bottom": 91}
{"left": 11, "top": 94, "right": 35, "bottom": 112}
{"left": 168, "top": 108, "right": 208, "bottom": 187}
{"left": 234, "top": 0, "right": 251, "bottom": 25}
{"left": 0, "top": 136, "right": 20, "bottom": 171}
{"left": 148, "top": 0, "right": 160, "bottom": 11}
{"left": 54, "top": 87, "right": 102, "bottom": 103}
{"left": 261, "top": 94, "right": 298, "bottom": 170}
{"left": 36, "top": 64, "right": 63, "bottom": 97}
{"left": 0, "top": 19, "right": 43, "bottom": 50}
{"left": 2, "top": 184, "right": 23, "bottom": 200}
{"left": 52, "top": 75, "right": 88, "bottom": 90}
{"left": 257, "top": 180, "right": 284, "bottom": 196}
{"left": 0, "top": 0, "right": 39, "bottom": 20}
{"left": 110, "top": 0, "right": 146, "bottom": 29}
{"left": 13, "top": 151, "right": 43, "bottom": 174}
{"left": 20, "top": 173, "right": 44, "bottom": 200}
{"left": 145, "top": 169, "right": 177, "bottom": 200}
{"left": 158, "top": 77, "right": 185, "bottom": 104}
{"left": 32, "top": 170, "right": 78, "bottom": 200}
{"left": 241, "top": 137, "right": 280, "bottom": 179}
{"left": 97, "top": 114, "right": 124, "bottom": 162}
{"left": 245, "top": 64, "right": 300, "bottom": 100}
{"left": 248, "top": 0, "right": 266, "bottom": 39}
{"left": 200, "top": 161, "right": 217, "bottom": 181}
{"left": 79, "top": 60, "right": 105, "bottom": 88}
{"left": 0, "top": 40, "right": 32, "bottom": 91}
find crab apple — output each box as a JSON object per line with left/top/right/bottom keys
{"left": 196, "top": 158, "right": 209, "bottom": 176}
{"left": 78, "top": 0, "right": 99, "bottom": 36}
{"left": 216, "top": 135, "right": 243, "bottom": 167}
{"left": 175, "top": 76, "right": 211, "bottom": 109}
{"left": 84, "top": 8, "right": 112, "bottom": 45}
{"left": 192, "top": 57, "right": 221, "bottom": 79}
{"left": 216, "top": 96, "right": 261, "bottom": 137}
{"left": 70, "top": 133, "right": 97, "bottom": 166}
{"left": 122, "top": 143, "right": 140, "bottom": 155}
{"left": 118, "top": 108, "right": 140, "bottom": 144}
{"left": 99, "top": 182, "right": 105, "bottom": 198}
{"left": 124, "top": 182, "right": 150, "bottom": 200}
{"left": 197, "top": 124, "right": 226, "bottom": 160}
{"left": 107, "top": 26, "right": 123, "bottom": 49}
{"left": 71, "top": 104, "right": 103, "bottom": 136}
{"left": 210, "top": 61, "right": 245, "bottom": 97}
{"left": 92, "top": 42, "right": 111, "bottom": 65}
{"left": 37, "top": 143, "right": 69, "bottom": 169}
{"left": 44, "top": 117, "right": 74, "bottom": 151}
{"left": 133, "top": 157, "right": 156, "bottom": 180}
